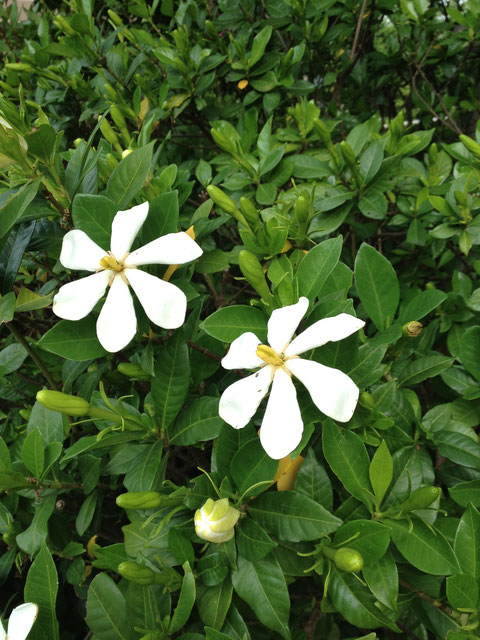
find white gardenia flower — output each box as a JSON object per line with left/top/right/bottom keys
{"left": 219, "top": 297, "right": 365, "bottom": 460}
{"left": 53, "top": 202, "right": 202, "bottom": 352}
{"left": 0, "top": 603, "right": 38, "bottom": 640}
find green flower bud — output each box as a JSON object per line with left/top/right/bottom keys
{"left": 333, "top": 547, "right": 364, "bottom": 573}
{"left": 118, "top": 561, "right": 159, "bottom": 585}
{"left": 194, "top": 498, "right": 240, "bottom": 543}
{"left": 116, "top": 490, "right": 164, "bottom": 510}
{"left": 401, "top": 486, "right": 441, "bottom": 511}
{"left": 36, "top": 390, "right": 89, "bottom": 417}
{"left": 402, "top": 321, "right": 422, "bottom": 338}
{"left": 107, "top": 9, "right": 124, "bottom": 26}
{"left": 117, "top": 363, "right": 150, "bottom": 380}
{"left": 105, "top": 153, "right": 118, "bottom": 172}
{"left": 239, "top": 197, "right": 259, "bottom": 226}
{"left": 206, "top": 185, "right": 238, "bottom": 215}
{"left": 339, "top": 141, "right": 357, "bottom": 168}
{"left": 359, "top": 391, "right": 375, "bottom": 410}
{"left": 313, "top": 118, "right": 332, "bottom": 147}
{"left": 238, "top": 250, "right": 273, "bottom": 301}
{"left": 294, "top": 195, "right": 310, "bottom": 224}
{"left": 99, "top": 117, "right": 120, "bottom": 146}
{"left": 428, "top": 143, "right": 438, "bottom": 165}
{"left": 459, "top": 134, "right": 480, "bottom": 159}
{"left": 2, "top": 532, "right": 17, "bottom": 548}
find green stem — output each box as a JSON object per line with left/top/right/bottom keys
{"left": 6, "top": 322, "right": 57, "bottom": 389}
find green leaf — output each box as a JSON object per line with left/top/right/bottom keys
{"left": 446, "top": 574, "right": 478, "bottom": 610}
{"left": 436, "top": 431, "right": 480, "bottom": 469}
{"left": 22, "top": 428, "right": 44, "bottom": 477}
{"left": 76, "top": 491, "right": 98, "bottom": 536}
{"left": 0, "top": 181, "right": 39, "bottom": 245}
{"left": 399, "top": 355, "right": 455, "bottom": 387}
{"left": 16, "top": 493, "right": 56, "bottom": 555}
{"left": 333, "top": 520, "right": 390, "bottom": 562}
{"left": 201, "top": 305, "right": 268, "bottom": 343}
{"left": 169, "top": 562, "right": 196, "bottom": 634}
{"left": 15, "top": 287, "right": 53, "bottom": 312}
{"left": 354, "top": 243, "right": 399, "bottom": 331}
{"left": 322, "top": 419, "right": 373, "bottom": 507}
{"left": 140, "top": 190, "right": 179, "bottom": 245}
{"left": 358, "top": 190, "right": 388, "bottom": 220}
{"left": 86, "top": 573, "right": 135, "bottom": 639}
{"left": 249, "top": 491, "right": 341, "bottom": 541}
{"left": 25, "top": 124, "right": 57, "bottom": 162}
{"left": 38, "top": 317, "right": 108, "bottom": 361}
{"left": 398, "top": 289, "right": 448, "bottom": 324}
{"left": 105, "top": 142, "right": 154, "bottom": 208}
{"left": 61, "top": 432, "right": 142, "bottom": 463}
{"left": 27, "top": 400, "right": 65, "bottom": 445}
{"left": 360, "top": 141, "right": 384, "bottom": 184}
{"left": 170, "top": 397, "right": 224, "bottom": 446}
{"left": 152, "top": 330, "right": 190, "bottom": 431}
{"left": 297, "top": 236, "right": 342, "bottom": 300}
{"left": 231, "top": 555, "right": 290, "bottom": 639}
{"left": 123, "top": 440, "right": 164, "bottom": 491}
{"left": 197, "top": 580, "right": 233, "bottom": 630}
{"left": 196, "top": 249, "right": 229, "bottom": 273}
{"left": 385, "top": 519, "right": 460, "bottom": 575}
{"left": 236, "top": 518, "right": 277, "bottom": 561}
{"left": 249, "top": 25, "right": 273, "bottom": 66}
{"left": 460, "top": 326, "right": 480, "bottom": 382}
{"left": 362, "top": 550, "right": 398, "bottom": 611}
{"left": 450, "top": 479, "right": 480, "bottom": 507}
{"left": 454, "top": 503, "right": 480, "bottom": 578}
{"left": 24, "top": 544, "right": 59, "bottom": 640}
{"left": 295, "top": 448, "right": 333, "bottom": 511}
{"left": 0, "top": 343, "right": 27, "bottom": 374}
{"left": 369, "top": 440, "right": 393, "bottom": 505}
{"left": 72, "top": 194, "right": 117, "bottom": 251}
{"left": 0, "top": 292, "right": 15, "bottom": 324}
{"left": 0, "top": 221, "right": 36, "bottom": 293}
{"left": 329, "top": 568, "right": 398, "bottom": 630}
{"left": 230, "top": 439, "right": 277, "bottom": 497}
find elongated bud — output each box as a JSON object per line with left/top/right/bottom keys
{"left": 428, "top": 143, "right": 438, "bottom": 165}
{"left": 117, "top": 362, "right": 150, "bottom": 380}
{"left": 238, "top": 250, "right": 273, "bottom": 301}
{"left": 206, "top": 185, "right": 240, "bottom": 216}
{"left": 339, "top": 141, "right": 357, "bottom": 168}
{"left": 294, "top": 195, "right": 310, "bottom": 224}
{"left": 118, "top": 561, "right": 159, "bottom": 585}
{"left": 99, "top": 117, "right": 120, "bottom": 146}
{"left": 116, "top": 490, "right": 164, "bottom": 510}
{"left": 36, "top": 390, "right": 89, "bottom": 417}
{"left": 239, "top": 196, "right": 259, "bottom": 226}
{"left": 332, "top": 547, "right": 364, "bottom": 572}
{"left": 359, "top": 391, "right": 375, "bottom": 410}
{"left": 107, "top": 9, "right": 124, "bottom": 26}
{"left": 53, "top": 15, "right": 76, "bottom": 36}
{"left": 194, "top": 498, "right": 240, "bottom": 543}
{"left": 400, "top": 486, "right": 441, "bottom": 511}
{"left": 313, "top": 118, "right": 332, "bottom": 148}
{"left": 459, "top": 134, "right": 480, "bottom": 159}
{"left": 402, "top": 321, "right": 422, "bottom": 338}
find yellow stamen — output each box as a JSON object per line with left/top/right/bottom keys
{"left": 100, "top": 255, "right": 123, "bottom": 272}
{"left": 256, "top": 344, "right": 284, "bottom": 366}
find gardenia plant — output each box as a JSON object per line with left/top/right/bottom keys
{"left": 219, "top": 297, "right": 365, "bottom": 459}
{"left": 0, "top": 603, "right": 38, "bottom": 640}
{"left": 52, "top": 202, "right": 202, "bottom": 352}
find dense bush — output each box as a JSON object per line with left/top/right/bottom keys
{"left": 1, "top": 0, "right": 480, "bottom": 638}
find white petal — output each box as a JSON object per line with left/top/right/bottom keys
{"left": 59, "top": 230, "right": 105, "bottom": 271}
{"left": 110, "top": 202, "right": 149, "bottom": 259}
{"left": 124, "top": 232, "right": 202, "bottom": 267}
{"left": 96, "top": 275, "right": 137, "bottom": 352}
{"left": 267, "top": 297, "right": 309, "bottom": 354}
{"left": 7, "top": 603, "right": 38, "bottom": 640}
{"left": 286, "top": 358, "right": 359, "bottom": 423}
{"left": 219, "top": 366, "right": 273, "bottom": 430}
{"left": 0, "top": 619, "right": 5, "bottom": 640}
{"left": 221, "top": 332, "right": 263, "bottom": 370}
{"left": 126, "top": 268, "right": 186, "bottom": 329}
{"left": 285, "top": 313, "right": 365, "bottom": 357}
{"left": 260, "top": 368, "right": 304, "bottom": 460}
{"left": 52, "top": 271, "right": 110, "bottom": 320}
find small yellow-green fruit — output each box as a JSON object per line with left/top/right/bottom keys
{"left": 118, "top": 561, "right": 158, "bottom": 585}
{"left": 401, "top": 486, "right": 441, "bottom": 511}
{"left": 333, "top": 547, "right": 364, "bottom": 573}
{"left": 402, "top": 321, "right": 423, "bottom": 338}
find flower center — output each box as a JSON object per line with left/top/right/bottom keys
{"left": 256, "top": 344, "right": 284, "bottom": 367}
{"left": 99, "top": 254, "right": 124, "bottom": 272}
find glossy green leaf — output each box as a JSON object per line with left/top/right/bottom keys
{"left": 152, "top": 330, "right": 190, "bottom": 430}
{"left": 170, "top": 397, "right": 224, "bottom": 446}
{"left": 76, "top": 490, "right": 98, "bottom": 536}
{"left": 38, "top": 317, "right": 108, "bottom": 361}
{"left": 22, "top": 428, "right": 44, "bottom": 477}
{"left": 169, "top": 562, "right": 196, "bottom": 634}
{"left": 231, "top": 555, "right": 290, "bottom": 639}
{"left": 454, "top": 504, "right": 480, "bottom": 578}
{"left": 295, "top": 448, "right": 333, "bottom": 511}
{"left": 24, "top": 544, "right": 59, "bottom": 640}
{"left": 236, "top": 517, "right": 277, "bottom": 561}
{"left": 399, "top": 355, "right": 455, "bottom": 387}
{"left": 446, "top": 574, "right": 478, "bottom": 610}
{"left": 201, "top": 305, "right": 268, "bottom": 343}
{"left": 333, "top": 520, "right": 390, "bottom": 562}
{"left": 354, "top": 243, "right": 399, "bottom": 331}
{"left": 249, "top": 491, "right": 341, "bottom": 541}
{"left": 0, "top": 181, "right": 39, "bottom": 245}
{"left": 197, "top": 581, "right": 233, "bottom": 630}
{"left": 16, "top": 493, "right": 56, "bottom": 555}
{"left": 460, "top": 326, "right": 480, "bottom": 382}
{"left": 369, "top": 440, "right": 393, "bottom": 505}
{"left": 105, "top": 142, "right": 153, "bottom": 208}
{"left": 230, "top": 439, "right": 277, "bottom": 497}
{"left": 86, "top": 573, "right": 135, "bottom": 639}
{"left": 297, "top": 236, "right": 342, "bottom": 300}
{"left": 362, "top": 550, "right": 398, "bottom": 611}
{"left": 72, "top": 193, "right": 117, "bottom": 250}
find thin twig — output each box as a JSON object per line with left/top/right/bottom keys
{"left": 5, "top": 322, "right": 58, "bottom": 389}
